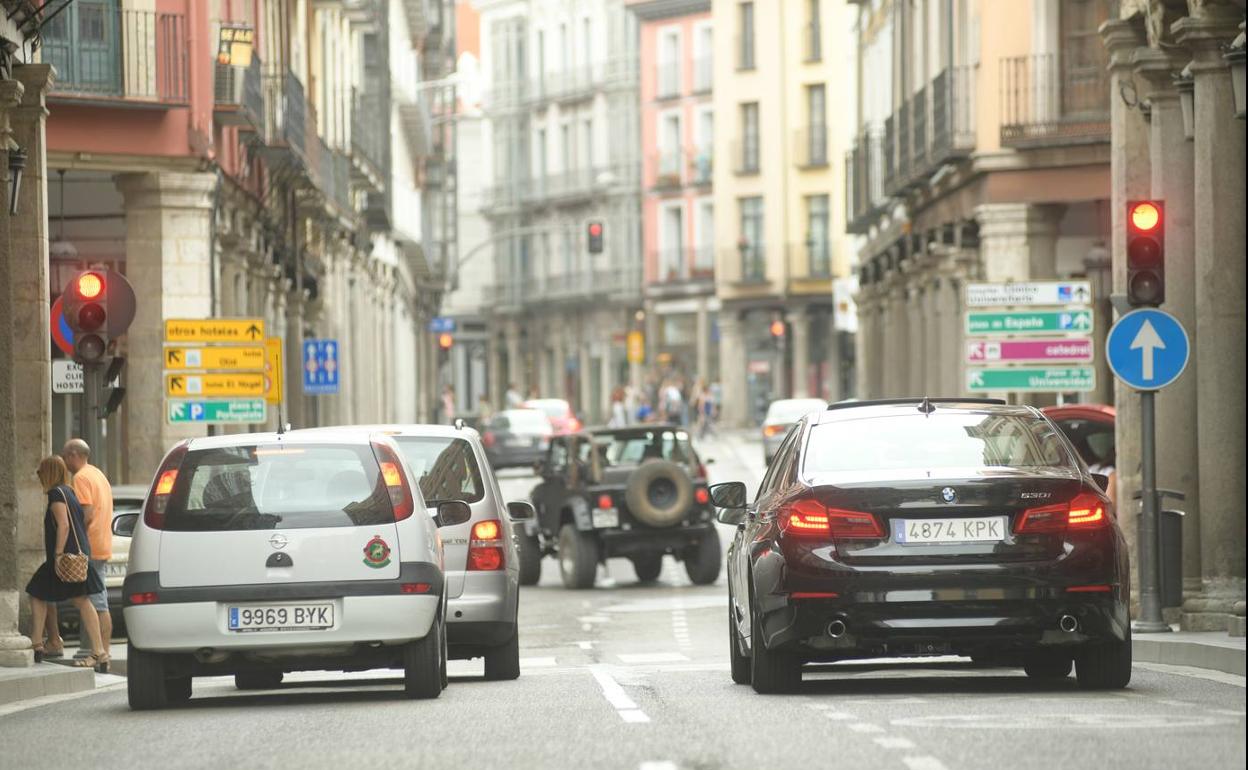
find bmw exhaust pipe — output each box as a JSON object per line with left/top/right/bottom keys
{"left": 827, "top": 619, "right": 848, "bottom": 639}
{"left": 1059, "top": 614, "right": 1079, "bottom": 633}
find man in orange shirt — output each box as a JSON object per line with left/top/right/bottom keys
{"left": 63, "top": 438, "right": 114, "bottom": 652}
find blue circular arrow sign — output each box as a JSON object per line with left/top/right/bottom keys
{"left": 1106, "top": 308, "right": 1190, "bottom": 391}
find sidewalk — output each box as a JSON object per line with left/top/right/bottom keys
{"left": 0, "top": 663, "right": 95, "bottom": 707}
{"left": 1133, "top": 628, "right": 1247, "bottom": 677}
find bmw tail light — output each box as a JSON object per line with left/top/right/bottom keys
{"left": 781, "top": 499, "right": 882, "bottom": 539}
{"left": 143, "top": 442, "right": 189, "bottom": 530}
{"left": 1015, "top": 491, "right": 1110, "bottom": 534}
{"left": 371, "top": 441, "right": 415, "bottom": 521}
{"left": 468, "top": 519, "right": 504, "bottom": 571}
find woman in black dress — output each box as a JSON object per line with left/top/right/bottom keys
{"left": 26, "top": 455, "right": 109, "bottom": 672}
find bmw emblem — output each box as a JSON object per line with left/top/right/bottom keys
{"left": 940, "top": 487, "right": 958, "bottom": 504}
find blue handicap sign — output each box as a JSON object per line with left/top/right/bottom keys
{"left": 1106, "top": 308, "right": 1190, "bottom": 391}
{"left": 303, "top": 339, "right": 341, "bottom": 395}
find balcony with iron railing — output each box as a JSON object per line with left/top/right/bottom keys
{"left": 1000, "top": 53, "right": 1110, "bottom": 147}
{"left": 350, "top": 86, "right": 387, "bottom": 184}
{"left": 689, "top": 148, "right": 713, "bottom": 186}
{"left": 736, "top": 242, "right": 766, "bottom": 283}
{"left": 911, "top": 86, "right": 928, "bottom": 171}
{"left": 930, "top": 64, "right": 976, "bottom": 164}
{"left": 800, "top": 239, "right": 832, "bottom": 278}
{"left": 646, "top": 247, "right": 716, "bottom": 288}
{"left": 794, "top": 125, "right": 829, "bottom": 169}
{"left": 897, "top": 101, "right": 911, "bottom": 188}
{"left": 44, "top": 3, "right": 189, "bottom": 105}
{"left": 882, "top": 115, "right": 897, "bottom": 193}
{"left": 845, "top": 131, "right": 885, "bottom": 233}
{"left": 733, "top": 140, "right": 760, "bottom": 175}
{"left": 214, "top": 53, "right": 265, "bottom": 133}
{"left": 529, "top": 58, "right": 639, "bottom": 106}
{"left": 650, "top": 150, "right": 684, "bottom": 190}
{"left": 261, "top": 70, "right": 308, "bottom": 160}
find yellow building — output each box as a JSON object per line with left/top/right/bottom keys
{"left": 711, "top": 0, "right": 857, "bottom": 426}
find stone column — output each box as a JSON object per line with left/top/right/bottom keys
{"left": 114, "top": 171, "right": 217, "bottom": 482}
{"left": 853, "top": 286, "right": 875, "bottom": 399}
{"left": 1175, "top": 8, "right": 1247, "bottom": 629}
{"left": 695, "top": 298, "right": 711, "bottom": 385}
{"left": 974, "top": 203, "right": 1063, "bottom": 283}
{"left": 1102, "top": 18, "right": 1152, "bottom": 613}
{"left": 717, "top": 310, "right": 748, "bottom": 427}
{"left": 787, "top": 306, "right": 811, "bottom": 398}
{"left": 887, "top": 283, "right": 909, "bottom": 398}
{"left": 0, "top": 67, "right": 52, "bottom": 667}
{"left": 1135, "top": 47, "right": 1204, "bottom": 610}
{"left": 906, "top": 283, "right": 924, "bottom": 395}
{"left": 505, "top": 320, "right": 523, "bottom": 392}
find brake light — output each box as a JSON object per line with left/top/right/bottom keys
{"left": 762, "top": 424, "right": 786, "bottom": 438}
{"left": 468, "top": 519, "right": 504, "bottom": 571}
{"left": 1015, "top": 492, "right": 1110, "bottom": 534}
{"left": 695, "top": 487, "right": 710, "bottom": 505}
{"left": 790, "top": 591, "right": 839, "bottom": 599}
{"left": 567, "top": 417, "right": 582, "bottom": 432}
{"left": 780, "top": 499, "right": 883, "bottom": 539}
{"left": 596, "top": 494, "right": 613, "bottom": 509}
{"left": 1066, "top": 584, "right": 1113, "bottom": 593}
{"left": 483, "top": 432, "right": 496, "bottom": 448}
{"left": 371, "top": 441, "right": 415, "bottom": 521}
{"left": 128, "top": 592, "right": 158, "bottom": 605}
{"left": 400, "top": 583, "right": 432, "bottom": 594}
{"left": 143, "top": 442, "right": 189, "bottom": 530}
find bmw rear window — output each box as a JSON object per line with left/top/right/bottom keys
{"left": 162, "top": 444, "right": 393, "bottom": 531}
{"left": 394, "top": 437, "right": 484, "bottom": 505}
{"left": 804, "top": 413, "right": 1074, "bottom": 475}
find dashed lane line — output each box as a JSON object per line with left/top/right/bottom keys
{"left": 902, "top": 757, "right": 950, "bottom": 770}
{"left": 873, "top": 737, "right": 917, "bottom": 750}
{"left": 847, "top": 722, "right": 886, "bottom": 733}
{"left": 589, "top": 664, "right": 651, "bottom": 724}
{"left": 617, "top": 652, "right": 689, "bottom": 664}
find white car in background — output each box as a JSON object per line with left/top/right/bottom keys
{"left": 118, "top": 429, "right": 470, "bottom": 709}
{"left": 761, "top": 398, "right": 828, "bottom": 464}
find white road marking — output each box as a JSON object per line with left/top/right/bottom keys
{"left": 873, "top": 737, "right": 916, "bottom": 750}
{"left": 823, "top": 712, "right": 856, "bottom": 721}
{"left": 902, "top": 757, "right": 949, "bottom": 770}
{"left": 578, "top": 615, "right": 610, "bottom": 624}
{"left": 1134, "top": 662, "right": 1246, "bottom": 688}
{"left": 847, "top": 722, "right": 885, "bottom": 733}
{"left": 1208, "top": 708, "right": 1246, "bottom": 716}
{"left": 582, "top": 623, "right": 593, "bottom": 631}
{"left": 619, "top": 709, "right": 652, "bottom": 723}
{"left": 618, "top": 652, "right": 690, "bottom": 664}
{"left": 588, "top": 665, "right": 639, "bottom": 710}
{"left": 576, "top": 641, "right": 594, "bottom": 650}
{"left": 639, "top": 762, "right": 678, "bottom": 770}
{"left": 520, "top": 657, "right": 557, "bottom": 668}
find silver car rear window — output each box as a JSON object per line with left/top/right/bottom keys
{"left": 394, "top": 437, "right": 485, "bottom": 505}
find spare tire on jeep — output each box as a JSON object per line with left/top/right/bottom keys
{"left": 624, "top": 460, "right": 694, "bottom": 528}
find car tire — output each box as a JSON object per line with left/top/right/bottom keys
{"left": 558, "top": 524, "right": 599, "bottom": 589}
{"left": 404, "top": 617, "right": 445, "bottom": 699}
{"left": 484, "top": 628, "right": 521, "bottom": 681}
{"left": 749, "top": 604, "right": 801, "bottom": 694}
{"left": 683, "top": 528, "right": 722, "bottom": 586}
{"left": 631, "top": 553, "right": 663, "bottom": 583}
{"left": 1022, "top": 651, "right": 1072, "bottom": 679}
{"left": 518, "top": 532, "right": 543, "bottom": 586}
{"left": 127, "top": 643, "right": 170, "bottom": 711}
{"left": 234, "top": 671, "right": 284, "bottom": 690}
{"left": 1075, "top": 628, "right": 1132, "bottom": 690}
{"left": 165, "top": 676, "right": 192, "bottom": 704}
{"left": 729, "top": 605, "right": 751, "bottom": 685}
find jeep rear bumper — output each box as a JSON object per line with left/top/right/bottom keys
{"left": 597, "top": 523, "right": 717, "bottom": 558}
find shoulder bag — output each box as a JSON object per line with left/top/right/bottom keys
{"left": 53, "top": 487, "right": 90, "bottom": 584}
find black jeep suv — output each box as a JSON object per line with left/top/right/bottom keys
{"left": 522, "top": 425, "right": 721, "bottom": 589}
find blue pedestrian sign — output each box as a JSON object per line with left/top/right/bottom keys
{"left": 1106, "top": 309, "right": 1190, "bottom": 391}
{"left": 427, "top": 316, "right": 456, "bottom": 334}
{"left": 302, "top": 339, "right": 340, "bottom": 395}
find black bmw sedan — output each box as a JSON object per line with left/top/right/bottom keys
{"left": 712, "top": 398, "right": 1131, "bottom": 694}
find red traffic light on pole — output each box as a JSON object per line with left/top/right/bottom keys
{"left": 438, "top": 332, "right": 454, "bottom": 350}
{"left": 1126, "top": 200, "right": 1165, "bottom": 307}
{"left": 587, "top": 220, "right": 604, "bottom": 254}
{"left": 61, "top": 268, "right": 137, "bottom": 363}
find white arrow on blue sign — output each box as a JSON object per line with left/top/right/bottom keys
{"left": 1106, "top": 308, "right": 1190, "bottom": 391}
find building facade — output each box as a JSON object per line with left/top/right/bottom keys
{"left": 478, "top": 0, "right": 641, "bottom": 425}
{"left": 628, "top": 0, "right": 717, "bottom": 390}
{"left": 711, "top": 0, "right": 856, "bottom": 427}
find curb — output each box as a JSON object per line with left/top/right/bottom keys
{"left": 0, "top": 664, "right": 95, "bottom": 707}
{"left": 1133, "top": 637, "right": 1246, "bottom": 677}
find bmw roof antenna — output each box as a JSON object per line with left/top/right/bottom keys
{"left": 918, "top": 396, "right": 936, "bottom": 416}
{"left": 454, "top": 418, "right": 466, "bottom": 431}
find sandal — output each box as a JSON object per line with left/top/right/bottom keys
{"left": 73, "top": 652, "right": 110, "bottom": 673}
{"left": 43, "top": 644, "right": 65, "bottom": 659}
{"left": 32, "top": 644, "right": 45, "bottom": 664}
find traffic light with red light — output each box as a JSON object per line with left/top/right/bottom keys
{"left": 61, "top": 268, "right": 137, "bottom": 363}
{"left": 438, "top": 332, "right": 454, "bottom": 351}
{"left": 769, "top": 319, "right": 786, "bottom": 338}
{"left": 587, "top": 221, "right": 604, "bottom": 254}
{"left": 1126, "top": 200, "right": 1165, "bottom": 307}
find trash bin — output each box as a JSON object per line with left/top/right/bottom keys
{"left": 1158, "top": 509, "right": 1185, "bottom": 608}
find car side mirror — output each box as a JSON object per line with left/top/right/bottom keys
{"left": 710, "top": 481, "right": 748, "bottom": 510}
{"left": 435, "top": 501, "right": 472, "bottom": 528}
{"left": 1091, "top": 473, "right": 1110, "bottom": 493}
{"left": 112, "top": 512, "right": 139, "bottom": 538}
{"left": 716, "top": 507, "right": 747, "bottom": 526}
{"left": 506, "top": 501, "right": 535, "bottom": 521}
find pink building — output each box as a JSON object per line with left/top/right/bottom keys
{"left": 628, "top": 0, "right": 717, "bottom": 384}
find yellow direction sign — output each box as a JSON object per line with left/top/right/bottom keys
{"left": 164, "top": 318, "right": 265, "bottom": 344}
{"left": 166, "top": 373, "right": 265, "bottom": 398}
{"left": 164, "top": 346, "right": 265, "bottom": 371}
{"left": 264, "top": 337, "right": 284, "bottom": 405}
{"left": 627, "top": 331, "right": 645, "bottom": 364}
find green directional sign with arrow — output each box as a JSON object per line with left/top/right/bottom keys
{"left": 966, "top": 367, "right": 1096, "bottom": 393}
{"left": 965, "top": 310, "right": 1093, "bottom": 337}
{"left": 167, "top": 399, "right": 267, "bottom": 424}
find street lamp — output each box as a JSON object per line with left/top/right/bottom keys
{"left": 1224, "top": 30, "right": 1245, "bottom": 119}
{"left": 7, "top": 145, "right": 24, "bottom": 215}
{"left": 1175, "top": 66, "right": 1195, "bottom": 140}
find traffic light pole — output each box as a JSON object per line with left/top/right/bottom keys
{"left": 1135, "top": 390, "right": 1170, "bottom": 633}
{"left": 79, "top": 362, "right": 104, "bottom": 459}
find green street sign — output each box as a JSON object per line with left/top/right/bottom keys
{"left": 966, "top": 367, "right": 1096, "bottom": 393}
{"left": 167, "top": 398, "right": 267, "bottom": 424}
{"left": 965, "top": 309, "right": 1093, "bottom": 336}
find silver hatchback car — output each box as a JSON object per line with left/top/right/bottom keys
{"left": 301, "top": 423, "right": 533, "bottom": 679}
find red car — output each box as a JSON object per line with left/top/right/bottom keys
{"left": 524, "top": 398, "right": 582, "bottom": 436}
{"left": 1043, "top": 405, "right": 1115, "bottom": 500}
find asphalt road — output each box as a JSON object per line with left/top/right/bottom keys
{"left": 0, "top": 431, "right": 1243, "bottom": 770}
